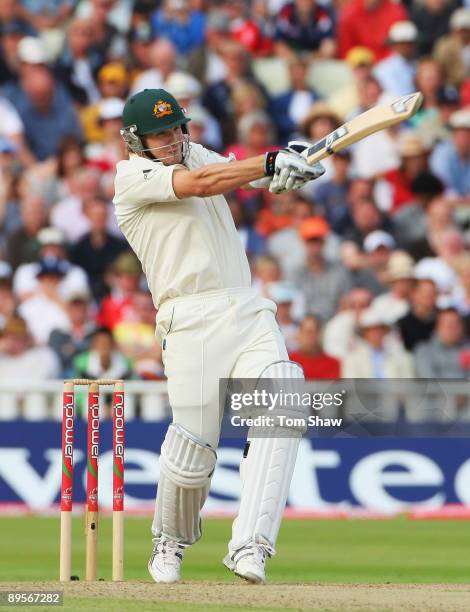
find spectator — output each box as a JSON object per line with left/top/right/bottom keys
{"left": 410, "top": 0, "right": 457, "bottom": 56}
{"left": 362, "top": 229, "right": 396, "bottom": 289}
{"left": 338, "top": 0, "right": 408, "bottom": 61}
{"left": 405, "top": 196, "right": 454, "bottom": 261}
{"left": 340, "top": 237, "right": 386, "bottom": 296}
{"left": 397, "top": 279, "right": 437, "bottom": 351}
{"left": 274, "top": 0, "right": 335, "bottom": 59}
{"left": 49, "top": 135, "right": 86, "bottom": 202}
{"left": 80, "top": 0, "right": 127, "bottom": 64}
{"left": 54, "top": 18, "right": 101, "bottom": 106}
{"left": 410, "top": 58, "right": 444, "bottom": 132}
{"left": 228, "top": 0, "right": 274, "bottom": 57}
{"left": 113, "top": 288, "right": 164, "bottom": 380}
{"left": 0, "top": 261, "right": 15, "bottom": 329}
{"left": 130, "top": 38, "right": 177, "bottom": 95}
{"left": 393, "top": 172, "right": 444, "bottom": 247}
{"left": 227, "top": 194, "right": 265, "bottom": 258}
{"left": 289, "top": 315, "right": 340, "bottom": 379}
{"left": 0, "top": 95, "right": 33, "bottom": 166}
{"left": 164, "top": 70, "right": 222, "bottom": 150}
{"left": 127, "top": 24, "right": 153, "bottom": 81}
{"left": 81, "top": 62, "right": 130, "bottom": 143}
{"left": 0, "top": 139, "right": 23, "bottom": 249}
{"left": 294, "top": 217, "right": 352, "bottom": 321}
{"left": 231, "top": 81, "right": 267, "bottom": 125}
{"left": 430, "top": 109, "right": 470, "bottom": 198}
{"left": 187, "top": 9, "right": 229, "bottom": 85}
{"left": 328, "top": 46, "right": 375, "bottom": 120}
{"left": 151, "top": 0, "right": 205, "bottom": 56}
{"left": 49, "top": 290, "right": 96, "bottom": 376}
{"left": 342, "top": 307, "right": 415, "bottom": 377}
{"left": 414, "top": 256, "right": 458, "bottom": 300}
{"left": 6, "top": 193, "right": 47, "bottom": 270}
{"left": 86, "top": 97, "right": 126, "bottom": 167}
{"left": 375, "top": 132, "right": 430, "bottom": 215}
{"left": 268, "top": 194, "right": 313, "bottom": 280}
{"left": 343, "top": 198, "right": 393, "bottom": 247}
{"left": 226, "top": 111, "right": 275, "bottom": 161}
{"left": 314, "top": 151, "right": 352, "bottom": 234}
{"left": 371, "top": 251, "right": 416, "bottom": 322}
{"left": 17, "top": 0, "right": 75, "bottom": 32}
{"left": 252, "top": 254, "right": 282, "bottom": 297}
{"left": 269, "top": 56, "right": 319, "bottom": 142}
{"left": 71, "top": 196, "right": 127, "bottom": 299}
{"left": 18, "top": 257, "right": 71, "bottom": 344}
{"left": 13, "top": 226, "right": 89, "bottom": 302}
{"left": 298, "top": 103, "right": 342, "bottom": 194}
{"left": 4, "top": 66, "right": 82, "bottom": 161}
{"left": 349, "top": 78, "right": 400, "bottom": 179}
{"left": 433, "top": 7, "right": 470, "bottom": 87}
{"left": 21, "top": 135, "right": 86, "bottom": 206}
{"left": 373, "top": 21, "right": 418, "bottom": 97}
{"left": 267, "top": 281, "right": 301, "bottom": 351}
{"left": 50, "top": 167, "right": 105, "bottom": 242}
{"left": 73, "top": 326, "right": 132, "bottom": 380}
{"left": 97, "top": 251, "right": 142, "bottom": 330}
{"left": 202, "top": 40, "right": 262, "bottom": 145}
{"left": 183, "top": 104, "right": 217, "bottom": 148}
{"left": 415, "top": 308, "right": 469, "bottom": 378}
{"left": 452, "top": 254, "right": 470, "bottom": 319}
{"left": 0, "top": 19, "right": 33, "bottom": 85}
{"left": 0, "top": 314, "right": 60, "bottom": 379}
{"left": 323, "top": 287, "right": 373, "bottom": 359}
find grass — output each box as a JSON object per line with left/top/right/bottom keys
{"left": 0, "top": 516, "right": 469, "bottom": 584}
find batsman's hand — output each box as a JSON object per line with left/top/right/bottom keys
{"left": 267, "top": 149, "right": 325, "bottom": 194}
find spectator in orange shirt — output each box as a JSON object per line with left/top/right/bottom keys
{"left": 338, "top": 0, "right": 408, "bottom": 61}
{"left": 289, "top": 315, "right": 341, "bottom": 380}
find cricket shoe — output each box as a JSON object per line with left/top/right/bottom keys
{"left": 223, "top": 542, "right": 273, "bottom": 584}
{"left": 148, "top": 537, "right": 185, "bottom": 583}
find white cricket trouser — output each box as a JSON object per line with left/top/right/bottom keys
{"left": 155, "top": 287, "right": 288, "bottom": 448}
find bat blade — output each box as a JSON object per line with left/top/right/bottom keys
{"left": 306, "top": 91, "right": 423, "bottom": 165}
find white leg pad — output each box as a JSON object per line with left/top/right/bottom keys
{"left": 230, "top": 361, "right": 305, "bottom": 556}
{"left": 152, "top": 423, "right": 217, "bottom": 545}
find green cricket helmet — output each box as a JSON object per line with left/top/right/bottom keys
{"left": 120, "top": 88, "right": 191, "bottom": 160}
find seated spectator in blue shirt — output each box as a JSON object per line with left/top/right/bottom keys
{"left": 373, "top": 21, "right": 417, "bottom": 97}
{"left": 314, "top": 150, "right": 352, "bottom": 235}
{"left": 274, "top": 0, "right": 335, "bottom": 59}
{"left": 151, "top": 0, "right": 205, "bottom": 56}
{"left": 3, "top": 66, "right": 82, "bottom": 161}
{"left": 269, "top": 56, "right": 319, "bottom": 142}
{"left": 430, "top": 109, "right": 470, "bottom": 198}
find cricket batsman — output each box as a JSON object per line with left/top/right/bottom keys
{"left": 113, "top": 89, "right": 324, "bottom": 584}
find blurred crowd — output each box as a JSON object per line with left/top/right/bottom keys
{"left": 1, "top": 0, "right": 470, "bottom": 382}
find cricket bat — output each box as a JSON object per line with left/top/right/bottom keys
{"left": 305, "top": 92, "right": 423, "bottom": 165}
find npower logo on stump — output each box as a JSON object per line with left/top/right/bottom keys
{"left": 0, "top": 422, "right": 469, "bottom": 514}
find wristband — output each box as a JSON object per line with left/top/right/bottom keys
{"left": 264, "top": 151, "right": 279, "bottom": 176}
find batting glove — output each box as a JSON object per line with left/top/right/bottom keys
{"left": 286, "top": 140, "right": 315, "bottom": 159}
{"left": 264, "top": 149, "right": 324, "bottom": 194}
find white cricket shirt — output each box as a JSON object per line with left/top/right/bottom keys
{"left": 113, "top": 143, "right": 251, "bottom": 307}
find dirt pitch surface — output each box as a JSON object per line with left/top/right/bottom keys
{"left": 3, "top": 581, "right": 470, "bottom": 611}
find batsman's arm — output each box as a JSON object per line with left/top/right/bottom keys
{"left": 172, "top": 150, "right": 322, "bottom": 199}
{"left": 172, "top": 155, "right": 266, "bottom": 199}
